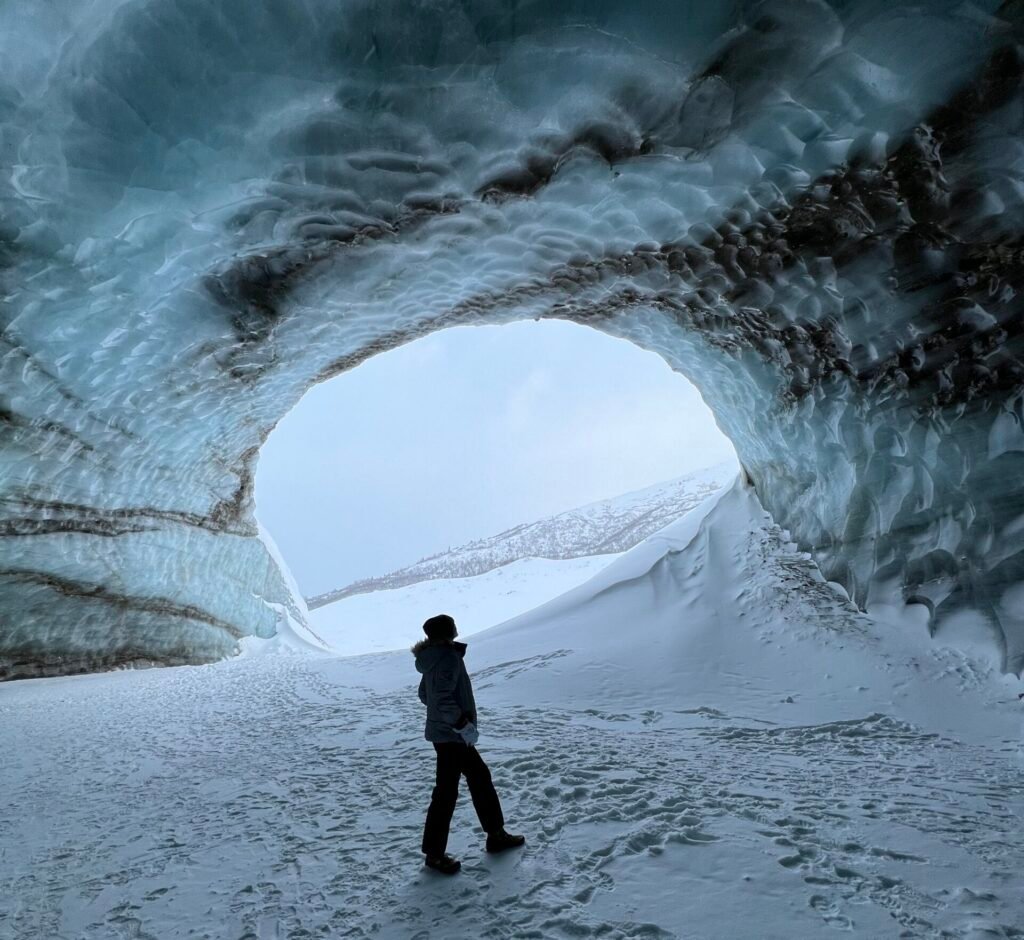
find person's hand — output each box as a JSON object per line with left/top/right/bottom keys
{"left": 458, "top": 721, "right": 480, "bottom": 746}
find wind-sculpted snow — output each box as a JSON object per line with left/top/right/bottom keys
{"left": 2, "top": 0, "right": 1024, "bottom": 676}
{"left": 307, "top": 463, "right": 735, "bottom": 610}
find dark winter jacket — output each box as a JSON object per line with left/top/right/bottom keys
{"left": 413, "top": 638, "right": 478, "bottom": 743}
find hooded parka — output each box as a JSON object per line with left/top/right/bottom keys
{"left": 413, "top": 638, "right": 478, "bottom": 743}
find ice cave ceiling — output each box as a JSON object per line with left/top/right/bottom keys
{"left": 1, "top": 0, "right": 1023, "bottom": 678}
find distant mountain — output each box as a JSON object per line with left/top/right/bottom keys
{"left": 306, "top": 461, "right": 737, "bottom": 609}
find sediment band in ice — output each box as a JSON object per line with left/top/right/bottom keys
{"left": 2, "top": 0, "right": 1023, "bottom": 676}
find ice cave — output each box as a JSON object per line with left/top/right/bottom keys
{"left": 3, "top": 0, "right": 1024, "bottom": 679}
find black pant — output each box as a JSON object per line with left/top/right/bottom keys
{"left": 421, "top": 742, "right": 504, "bottom": 856}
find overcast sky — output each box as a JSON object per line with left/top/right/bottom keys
{"left": 255, "top": 320, "right": 736, "bottom": 597}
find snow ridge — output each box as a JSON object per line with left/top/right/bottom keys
{"left": 306, "top": 461, "right": 735, "bottom": 609}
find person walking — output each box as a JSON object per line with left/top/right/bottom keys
{"left": 413, "top": 613, "right": 525, "bottom": 874}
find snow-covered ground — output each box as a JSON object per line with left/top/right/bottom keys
{"left": 3, "top": 481, "right": 1023, "bottom": 939}
{"left": 307, "top": 461, "right": 734, "bottom": 656}
{"left": 310, "top": 554, "right": 618, "bottom": 656}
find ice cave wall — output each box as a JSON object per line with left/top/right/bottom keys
{"left": 1, "top": 0, "right": 1023, "bottom": 678}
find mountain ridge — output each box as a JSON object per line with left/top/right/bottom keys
{"left": 306, "top": 460, "right": 737, "bottom": 609}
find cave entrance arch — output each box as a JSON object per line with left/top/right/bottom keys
{"left": 3, "top": 0, "right": 1023, "bottom": 679}
{"left": 5, "top": 220, "right": 1020, "bottom": 677}
{"left": 254, "top": 319, "right": 739, "bottom": 656}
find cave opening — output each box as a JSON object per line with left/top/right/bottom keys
{"left": 254, "top": 318, "right": 738, "bottom": 656}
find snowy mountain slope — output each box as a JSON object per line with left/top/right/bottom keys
{"left": 307, "top": 461, "right": 736, "bottom": 655}
{"left": 3, "top": 480, "right": 1021, "bottom": 939}
{"left": 306, "top": 461, "right": 736, "bottom": 609}
{"left": 309, "top": 554, "right": 618, "bottom": 656}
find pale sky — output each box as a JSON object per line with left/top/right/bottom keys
{"left": 255, "top": 320, "right": 736, "bottom": 596}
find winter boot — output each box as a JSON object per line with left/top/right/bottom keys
{"left": 485, "top": 829, "right": 526, "bottom": 854}
{"left": 424, "top": 853, "right": 461, "bottom": 875}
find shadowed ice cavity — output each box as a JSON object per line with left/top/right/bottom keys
{"left": 1, "top": 0, "right": 1024, "bottom": 676}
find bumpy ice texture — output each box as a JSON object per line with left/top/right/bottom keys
{"left": 2, "top": 0, "right": 1024, "bottom": 676}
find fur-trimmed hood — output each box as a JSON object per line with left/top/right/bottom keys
{"left": 412, "top": 637, "right": 467, "bottom": 673}
{"left": 413, "top": 637, "right": 476, "bottom": 743}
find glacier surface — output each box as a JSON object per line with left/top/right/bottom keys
{"left": 2, "top": 0, "right": 1024, "bottom": 675}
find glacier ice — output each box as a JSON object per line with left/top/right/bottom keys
{"left": 1, "top": 0, "right": 1024, "bottom": 676}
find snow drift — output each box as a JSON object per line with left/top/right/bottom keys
{"left": 307, "top": 463, "right": 735, "bottom": 655}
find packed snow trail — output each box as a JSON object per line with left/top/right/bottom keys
{"left": 2, "top": 484, "right": 1022, "bottom": 939}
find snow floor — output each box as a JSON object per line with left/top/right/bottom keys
{"left": 2, "top": 482, "right": 1022, "bottom": 939}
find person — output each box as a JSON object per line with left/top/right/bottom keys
{"left": 413, "top": 613, "right": 525, "bottom": 874}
